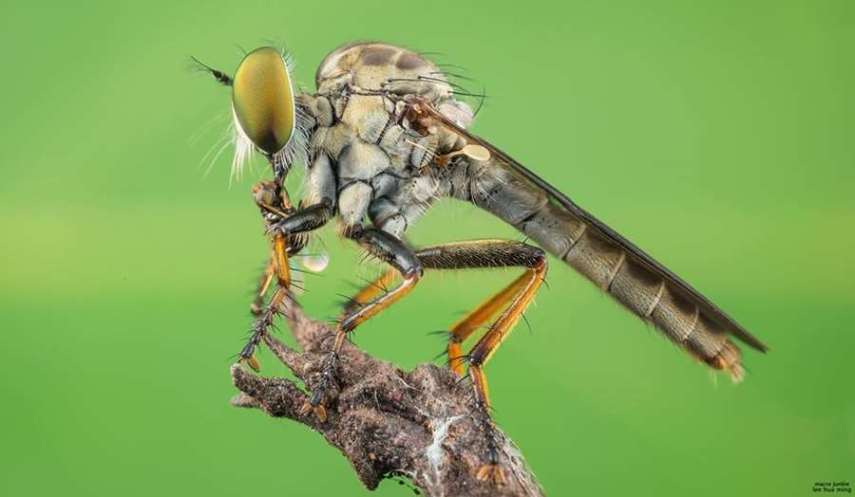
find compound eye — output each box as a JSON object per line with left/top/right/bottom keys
{"left": 231, "top": 47, "right": 295, "bottom": 155}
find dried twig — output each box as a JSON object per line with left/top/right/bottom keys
{"left": 230, "top": 294, "right": 545, "bottom": 497}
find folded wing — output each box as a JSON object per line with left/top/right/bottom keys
{"left": 425, "top": 103, "right": 767, "bottom": 380}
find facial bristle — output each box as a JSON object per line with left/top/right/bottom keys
{"left": 230, "top": 107, "right": 254, "bottom": 182}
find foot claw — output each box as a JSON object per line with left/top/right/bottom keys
{"left": 475, "top": 463, "right": 506, "bottom": 486}
{"left": 299, "top": 352, "right": 337, "bottom": 423}
{"left": 241, "top": 354, "right": 261, "bottom": 372}
{"left": 299, "top": 400, "right": 328, "bottom": 422}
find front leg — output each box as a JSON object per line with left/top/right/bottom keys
{"left": 239, "top": 193, "right": 334, "bottom": 371}
{"left": 301, "top": 226, "right": 422, "bottom": 421}
{"left": 268, "top": 199, "right": 334, "bottom": 236}
{"left": 251, "top": 180, "right": 298, "bottom": 290}
{"left": 242, "top": 152, "right": 337, "bottom": 370}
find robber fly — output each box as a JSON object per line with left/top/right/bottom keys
{"left": 195, "top": 42, "right": 767, "bottom": 485}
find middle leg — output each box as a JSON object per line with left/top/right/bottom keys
{"left": 239, "top": 181, "right": 333, "bottom": 370}
{"left": 339, "top": 239, "right": 547, "bottom": 484}
{"left": 301, "top": 227, "right": 422, "bottom": 421}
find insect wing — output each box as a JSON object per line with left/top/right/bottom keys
{"left": 421, "top": 102, "right": 767, "bottom": 353}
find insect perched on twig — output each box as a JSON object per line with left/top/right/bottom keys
{"left": 194, "top": 41, "right": 767, "bottom": 486}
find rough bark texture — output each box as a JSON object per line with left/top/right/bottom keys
{"left": 230, "top": 295, "right": 545, "bottom": 497}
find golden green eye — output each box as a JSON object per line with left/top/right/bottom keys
{"left": 231, "top": 47, "right": 295, "bottom": 155}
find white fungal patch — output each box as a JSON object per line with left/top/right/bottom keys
{"left": 425, "top": 415, "right": 462, "bottom": 479}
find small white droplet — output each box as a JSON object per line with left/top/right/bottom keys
{"left": 301, "top": 252, "right": 330, "bottom": 272}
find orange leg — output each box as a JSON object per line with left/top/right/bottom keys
{"left": 239, "top": 181, "right": 306, "bottom": 371}
{"left": 250, "top": 258, "right": 276, "bottom": 316}
{"left": 446, "top": 270, "right": 535, "bottom": 375}
{"left": 298, "top": 270, "right": 418, "bottom": 423}
{"left": 416, "top": 240, "right": 548, "bottom": 486}
{"left": 467, "top": 256, "right": 546, "bottom": 403}
{"left": 272, "top": 233, "right": 291, "bottom": 288}
{"left": 325, "top": 239, "right": 548, "bottom": 484}
{"left": 239, "top": 235, "right": 294, "bottom": 371}
{"left": 467, "top": 258, "right": 545, "bottom": 485}
{"left": 255, "top": 180, "right": 294, "bottom": 289}
{"left": 305, "top": 236, "right": 547, "bottom": 486}
{"left": 339, "top": 268, "right": 399, "bottom": 319}
{"left": 301, "top": 228, "right": 422, "bottom": 421}
{"left": 240, "top": 286, "right": 288, "bottom": 371}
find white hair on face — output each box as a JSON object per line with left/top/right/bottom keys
{"left": 229, "top": 49, "right": 310, "bottom": 182}
{"left": 230, "top": 107, "right": 255, "bottom": 182}
{"left": 191, "top": 111, "right": 233, "bottom": 180}
{"left": 281, "top": 48, "right": 296, "bottom": 71}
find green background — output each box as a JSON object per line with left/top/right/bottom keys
{"left": 1, "top": 1, "right": 852, "bottom": 496}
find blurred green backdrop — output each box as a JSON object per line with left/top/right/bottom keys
{"left": 1, "top": 1, "right": 852, "bottom": 496}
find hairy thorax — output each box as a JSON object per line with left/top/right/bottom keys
{"left": 298, "top": 42, "right": 474, "bottom": 237}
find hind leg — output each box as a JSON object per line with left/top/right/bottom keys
{"left": 417, "top": 240, "right": 547, "bottom": 485}
{"left": 239, "top": 181, "right": 333, "bottom": 370}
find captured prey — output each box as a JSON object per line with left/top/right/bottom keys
{"left": 194, "top": 41, "right": 766, "bottom": 486}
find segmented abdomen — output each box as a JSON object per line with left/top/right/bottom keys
{"left": 446, "top": 159, "right": 746, "bottom": 380}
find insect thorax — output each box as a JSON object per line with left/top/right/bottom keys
{"left": 299, "top": 42, "right": 475, "bottom": 237}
